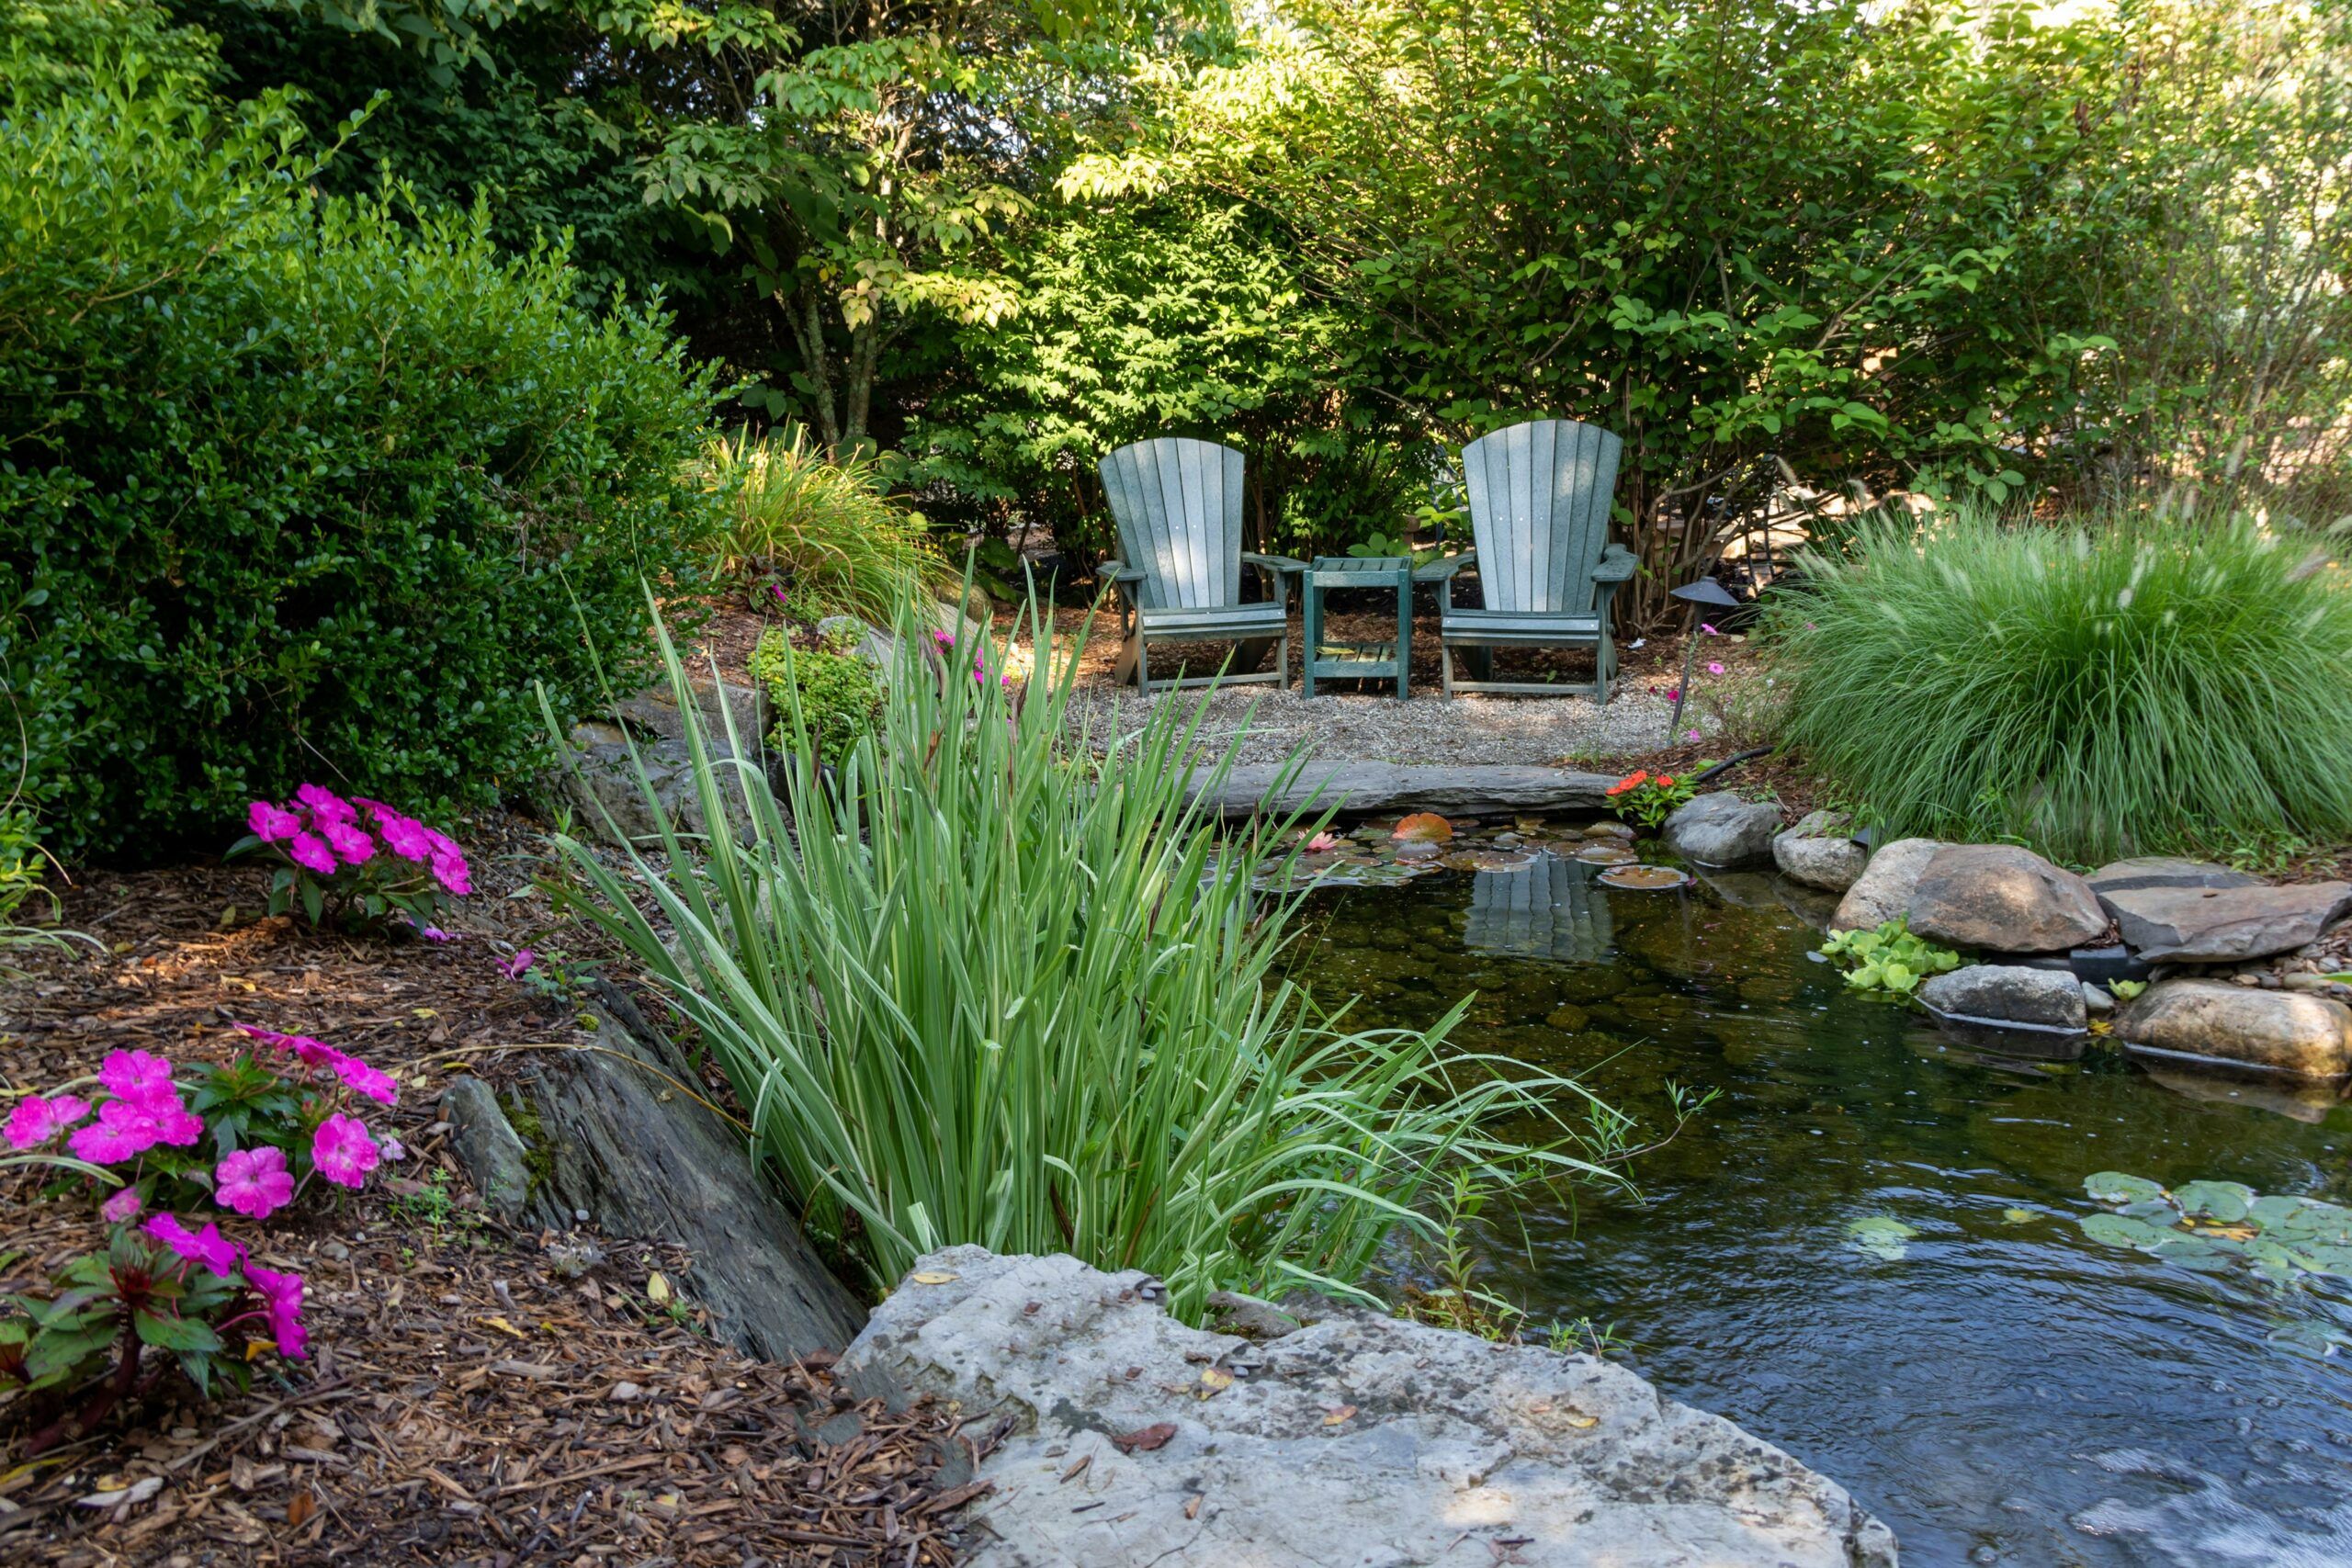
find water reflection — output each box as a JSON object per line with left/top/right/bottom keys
{"left": 1302, "top": 849, "right": 2352, "bottom": 1568}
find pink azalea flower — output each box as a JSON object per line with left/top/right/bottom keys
{"left": 6, "top": 1092, "right": 90, "bottom": 1150}
{"left": 247, "top": 800, "right": 302, "bottom": 842}
{"left": 322, "top": 820, "right": 375, "bottom": 865}
{"left": 233, "top": 1021, "right": 300, "bottom": 1052}
{"left": 380, "top": 1136, "right": 407, "bottom": 1162}
{"left": 1699, "top": 623, "right": 1719, "bottom": 636}
{"left": 502, "top": 949, "right": 536, "bottom": 980}
{"left": 294, "top": 784, "right": 356, "bottom": 824}
{"left": 1664, "top": 686, "right": 1681, "bottom": 702}
{"left": 1686, "top": 728, "right": 1702, "bottom": 741}
{"left": 214, "top": 1145, "right": 296, "bottom": 1219}
{"left": 287, "top": 832, "right": 337, "bottom": 876}
{"left": 67, "top": 1074, "right": 203, "bottom": 1163}
{"left": 145, "top": 1213, "right": 245, "bottom": 1276}
{"left": 413, "top": 923, "right": 453, "bottom": 942}
{"left": 376, "top": 812, "right": 435, "bottom": 863}
{"left": 328, "top": 1052, "right": 398, "bottom": 1107}
{"left": 430, "top": 853, "right": 471, "bottom": 897}
{"left": 100, "top": 1186, "right": 144, "bottom": 1224}
{"left": 1304, "top": 832, "right": 1340, "bottom": 852}
{"left": 98, "top": 1049, "right": 174, "bottom": 1103}
{"left": 245, "top": 1263, "right": 308, "bottom": 1359}
{"left": 311, "top": 1113, "right": 379, "bottom": 1188}
{"left": 1706, "top": 661, "right": 1725, "bottom": 675}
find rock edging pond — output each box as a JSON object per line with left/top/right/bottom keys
{"left": 838, "top": 1246, "right": 1899, "bottom": 1568}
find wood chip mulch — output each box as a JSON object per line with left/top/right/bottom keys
{"left": 2, "top": 812, "right": 998, "bottom": 1566}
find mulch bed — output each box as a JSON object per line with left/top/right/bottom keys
{"left": 1, "top": 813, "right": 997, "bottom": 1566}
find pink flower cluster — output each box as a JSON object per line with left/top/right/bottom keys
{"left": 233, "top": 1024, "right": 400, "bottom": 1109}
{"left": 142, "top": 1215, "right": 306, "bottom": 1359}
{"left": 934, "top": 627, "right": 1012, "bottom": 690}
{"left": 7, "top": 1050, "right": 205, "bottom": 1165}
{"left": 246, "top": 784, "right": 469, "bottom": 896}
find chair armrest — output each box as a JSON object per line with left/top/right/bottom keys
{"left": 1241, "top": 553, "right": 1306, "bottom": 573}
{"left": 1097, "top": 558, "right": 1146, "bottom": 583}
{"left": 1414, "top": 549, "right": 1476, "bottom": 583}
{"left": 1591, "top": 544, "right": 1638, "bottom": 583}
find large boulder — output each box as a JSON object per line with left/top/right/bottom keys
{"left": 1905, "top": 844, "right": 2106, "bottom": 953}
{"left": 1662, "top": 791, "right": 1781, "bottom": 869}
{"left": 2085, "top": 856, "right": 2261, "bottom": 897}
{"left": 546, "top": 732, "right": 772, "bottom": 850}
{"left": 2098, "top": 881, "right": 2352, "bottom": 963}
{"left": 1184, "top": 763, "right": 1617, "bottom": 819}
{"left": 1771, "top": 809, "right": 1868, "bottom": 892}
{"left": 1917, "top": 964, "right": 2087, "bottom": 1032}
{"left": 841, "top": 1247, "right": 1897, "bottom": 1568}
{"left": 2118, "top": 979, "right": 2352, "bottom": 1081}
{"left": 1831, "top": 837, "right": 1943, "bottom": 932}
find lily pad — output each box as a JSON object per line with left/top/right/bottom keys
{"left": 1574, "top": 843, "right": 1638, "bottom": 866}
{"left": 2080, "top": 1212, "right": 2177, "bottom": 1251}
{"left": 2000, "top": 1208, "right": 2036, "bottom": 1225}
{"left": 1598, "top": 864, "right": 1691, "bottom": 891}
{"left": 1392, "top": 812, "right": 1453, "bottom": 843}
{"left": 2267, "top": 1321, "right": 2352, "bottom": 1360}
{"left": 2175, "top": 1179, "right": 2256, "bottom": 1223}
{"left": 1846, "top": 1215, "right": 1919, "bottom": 1261}
{"left": 2085, "top": 1171, "right": 2165, "bottom": 1206}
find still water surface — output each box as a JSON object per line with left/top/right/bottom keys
{"left": 1298, "top": 852, "right": 2352, "bottom": 1568}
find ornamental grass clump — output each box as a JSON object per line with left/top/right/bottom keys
{"left": 698, "top": 429, "right": 951, "bottom": 621}
{"left": 1762, "top": 509, "right": 2352, "bottom": 865}
{"left": 554, "top": 592, "right": 1639, "bottom": 1321}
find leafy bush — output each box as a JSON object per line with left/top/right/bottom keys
{"left": 1818, "top": 918, "right": 1962, "bottom": 996}
{"left": 557, "top": 602, "right": 1646, "bottom": 1320}
{"left": 749, "top": 623, "right": 884, "bottom": 767}
{"left": 0, "top": 19, "right": 721, "bottom": 862}
{"left": 1765, "top": 509, "right": 2352, "bottom": 864}
{"left": 1604, "top": 770, "right": 1697, "bottom": 830}
{"left": 699, "top": 430, "right": 950, "bottom": 622}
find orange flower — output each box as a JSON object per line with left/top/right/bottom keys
{"left": 1656, "top": 775, "right": 1674, "bottom": 788}
{"left": 1606, "top": 770, "right": 1650, "bottom": 797}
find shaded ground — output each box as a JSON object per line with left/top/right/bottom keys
{"left": 0, "top": 817, "right": 992, "bottom": 1566}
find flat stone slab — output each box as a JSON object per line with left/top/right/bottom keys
{"left": 842, "top": 1247, "right": 1896, "bottom": 1568}
{"left": 2098, "top": 881, "right": 2352, "bottom": 963}
{"left": 1184, "top": 762, "right": 1618, "bottom": 818}
{"left": 2085, "top": 856, "right": 2261, "bottom": 897}
{"left": 2120, "top": 979, "right": 2352, "bottom": 1081}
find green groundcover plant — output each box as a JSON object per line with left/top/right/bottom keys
{"left": 552, "top": 592, "right": 1659, "bottom": 1321}
{"left": 0, "top": 17, "right": 720, "bottom": 861}
{"left": 1762, "top": 508, "right": 2352, "bottom": 865}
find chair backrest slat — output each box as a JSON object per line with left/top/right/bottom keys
{"left": 1101, "top": 438, "right": 1246, "bottom": 610}
{"left": 1461, "top": 419, "right": 1623, "bottom": 614}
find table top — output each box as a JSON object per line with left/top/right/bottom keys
{"left": 1306, "top": 555, "right": 1411, "bottom": 581}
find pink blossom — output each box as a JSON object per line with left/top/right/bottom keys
{"left": 233, "top": 1022, "right": 340, "bottom": 1073}
{"left": 287, "top": 832, "right": 337, "bottom": 876}
{"left": 430, "top": 848, "right": 471, "bottom": 897}
{"left": 245, "top": 1263, "right": 307, "bottom": 1359}
{"left": 247, "top": 801, "right": 302, "bottom": 841}
{"left": 502, "top": 949, "right": 536, "bottom": 980}
{"left": 1304, "top": 832, "right": 1340, "bottom": 852}
{"left": 68, "top": 1086, "right": 204, "bottom": 1163}
{"left": 145, "top": 1213, "right": 245, "bottom": 1275}
{"left": 294, "top": 784, "right": 356, "bottom": 824}
{"left": 380, "top": 1136, "right": 407, "bottom": 1162}
{"left": 413, "top": 923, "right": 452, "bottom": 942}
{"left": 322, "top": 819, "right": 376, "bottom": 865}
{"left": 328, "top": 1052, "right": 398, "bottom": 1107}
{"left": 1804, "top": 621, "right": 1817, "bottom": 630}
{"left": 1664, "top": 686, "right": 1681, "bottom": 702}
{"left": 98, "top": 1049, "right": 174, "bottom": 1103}
{"left": 1706, "top": 661, "right": 1725, "bottom": 676}
{"left": 100, "top": 1186, "right": 144, "bottom": 1224}
{"left": 1699, "top": 623, "right": 1719, "bottom": 636}
{"left": 376, "top": 812, "right": 435, "bottom": 863}
{"left": 311, "top": 1113, "right": 379, "bottom": 1188}
{"left": 215, "top": 1145, "right": 296, "bottom": 1219}
{"left": 6, "top": 1093, "right": 90, "bottom": 1150}
{"left": 1686, "top": 729, "right": 1702, "bottom": 741}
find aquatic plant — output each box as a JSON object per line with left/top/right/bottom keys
{"left": 2079, "top": 1170, "right": 2352, "bottom": 1284}
{"left": 1817, "top": 918, "right": 1962, "bottom": 995}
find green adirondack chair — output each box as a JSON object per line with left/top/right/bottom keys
{"left": 1416, "top": 418, "right": 1636, "bottom": 699}
{"left": 1096, "top": 438, "right": 1303, "bottom": 694}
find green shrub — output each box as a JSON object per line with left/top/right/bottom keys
{"left": 748, "top": 622, "right": 882, "bottom": 767}
{"left": 699, "top": 429, "right": 949, "bottom": 623}
{"left": 555, "top": 600, "right": 1650, "bottom": 1319}
{"left": 0, "top": 16, "right": 721, "bottom": 862}
{"left": 1764, "top": 509, "right": 2352, "bottom": 864}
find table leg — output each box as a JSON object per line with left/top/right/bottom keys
{"left": 1302, "top": 580, "right": 1320, "bottom": 700}
{"left": 1394, "top": 570, "right": 1411, "bottom": 701}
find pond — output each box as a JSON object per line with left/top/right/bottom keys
{"left": 1294, "top": 837, "right": 2352, "bottom": 1568}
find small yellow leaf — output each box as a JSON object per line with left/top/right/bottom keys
{"left": 481, "top": 1315, "right": 526, "bottom": 1339}
{"left": 1198, "top": 1367, "right": 1234, "bottom": 1395}
{"left": 1322, "top": 1404, "right": 1356, "bottom": 1426}
{"left": 910, "top": 1270, "right": 958, "bottom": 1285}
{"left": 646, "top": 1271, "right": 672, "bottom": 1304}
{"left": 2002, "top": 1208, "right": 2034, "bottom": 1224}
{"left": 413, "top": 1007, "right": 438, "bottom": 1020}
{"left": 245, "top": 1338, "right": 274, "bottom": 1361}
{"left": 1565, "top": 1414, "right": 1599, "bottom": 1429}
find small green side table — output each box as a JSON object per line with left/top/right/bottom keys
{"left": 1301, "top": 556, "right": 1413, "bottom": 700}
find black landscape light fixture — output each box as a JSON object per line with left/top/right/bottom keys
{"left": 1666, "top": 578, "right": 1742, "bottom": 740}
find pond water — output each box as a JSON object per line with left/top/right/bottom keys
{"left": 1294, "top": 840, "right": 2352, "bottom": 1568}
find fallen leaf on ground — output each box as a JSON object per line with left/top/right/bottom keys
{"left": 1110, "top": 1422, "right": 1176, "bottom": 1453}
{"left": 1322, "top": 1404, "right": 1357, "bottom": 1426}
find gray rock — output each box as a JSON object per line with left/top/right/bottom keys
{"left": 2098, "top": 881, "right": 2352, "bottom": 963}
{"left": 514, "top": 983, "right": 866, "bottom": 1358}
{"left": 1905, "top": 844, "right": 2107, "bottom": 953}
{"left": 439, "top": 1077, "right": 536, "bottom": 1220}
{"left": 842, "top": 1247, "right": 1897, "bottom": 1568}
{"left": 2083, "top": 983, "right": 2116, "bottom": 1014}
{"left": 610, "top": 678, "right": 769, "bottom": 746}
{"left": 545, "top": 733, "right": 770, "bottom": 851}
{"left": 1831, "top": 837, "right": 1944, "bottom": 932}
{"left": 2119, "top": 979, "right": 2352, "bottom": 1080}
{"left": 1662, "top": 792, "right": 1782, "bottom": 869}
{"left": 1772, "top": 809, "right": 1867, "bottom": 892}
{"left": 2086, "top": 855, "right": 2262, "bottom": 897}
{"left": 1185, "top": 762, "right": 1617, "bottom": 819}
{"left": 1917, "top": 964, "right": 2088, "bottom": 1032}
{"left": 815, "top": 615, "right": 899, "bottom": 668}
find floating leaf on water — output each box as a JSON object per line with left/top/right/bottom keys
{"left": 2149, "top": 1235, "right": 2232, "bottom": 1270}
{"left": 1392, "top": 812, "right": 1453, "bottom": 843}
{"left": 1574, "top": 843, "right": 1638, "bottom": 866}
{"left": 2267, "top": 1321, "right": 2352, "bottom": 1360}
{"left": 2080, "top": 1212, "right": 2177, "bottom": 1251}
{"left": 1468, "top": 851, "right": 1537, "bottom": 872}
{"left": 2175, "top": 1179, "right": 2256, "bottom": 1223}
{"left": 2084, "top": 1172, "right": 2165, "bottom": 1206}
{"left": 2001, "top": 1208, "right": 2036, "bottom": 1225}
{"left": 1845, "top": 1215, "right": 1919, "bottom": 1261}
{"left": 1598, "top": 864, "right": 1690, "bottom": 891}
{"left": 2296, "top": 1244, "right": 2352, "bottom": 1279}
{"left": 2248, "top": 1194, "right": 2312, "bottom": 1232}
{"left": 2119, "top": 1198, "right": 2182, "bottom": 1222}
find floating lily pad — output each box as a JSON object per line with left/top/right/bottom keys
{"left": 2267, "top": 1321, "right": 2352, "bottom": 1360}
{"left": 2085, "top": 1172, "right": 2165, "bottom": 1206}
{"left": 1574, "top": 843, "right": 1638, "bottom": 866}
{"left": 2176, "top": 1179, "right": 2256, "bottom": 1223}
{"left": 2080, "top": 1212, "right": 2177, "bottom": 1251}
{"left": 1392, "top": 812, "right": 1453, "bottom": 843}
{"left": 2001, "top": 1208, "right": 2036, "bottom": 1225}
{"left": 1598, "top": 863, "right": 1690, "bottom": 891}
{"left": 1846, "top": 1215, "right": 1919, "bottom": 1261}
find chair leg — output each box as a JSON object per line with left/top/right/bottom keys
{"left": 1136, "top": 633, "right": 1150, "bottom": 697}
{"left": 1595, "top": 627, "right": 1614, "bottom": 705}
{"left": 1277, "top": 632, "right": 1290, "bottom": 690}
{"left": 1114, "top": 631, "right": 1141, "bottom": 691}
{"left": 1441, "top": 641, "right": 1456, "bottom": 698}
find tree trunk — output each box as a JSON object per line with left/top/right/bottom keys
{"left": 781, "top": 288, "right": 844, "bottom": 451}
